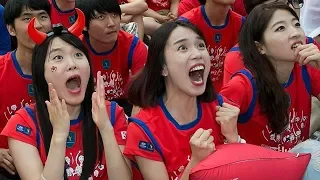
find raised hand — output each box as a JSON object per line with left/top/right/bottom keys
{"left": 92, "top": 71, "right": 112, "bottom": 132}
{"left": 216, "top": 103, "right": 240, "bottom": 143}
{"left": 189, "top": 128, "right": 215, "bottom": 164}
{"left": 45, "top": 83, "right": 70, "bottom": 137}
{"left": 294, "top": 43, "right": 320, "bottom": 68}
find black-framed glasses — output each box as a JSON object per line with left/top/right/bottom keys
{"left": 287, "top": 0, "right": 304, "bottom": 9}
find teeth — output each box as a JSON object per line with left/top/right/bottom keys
{"left": 190, "top": 65, "right": 204, "bottom": 72}
{"left": 292, "top": 43, "right": 302, "bottom": 49}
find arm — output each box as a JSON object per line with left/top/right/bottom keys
{"left": 143, "top": 8, "right": 167, "bottom": 22}
{"left": 9, "top": 134, "right": 67, "bottom": 180}
{"left": 130, "top": 40, "right": 148, "bottom": 75}
{"left": 169, "top": 0, "right": 179, "bottom": 18}
{"left": 120, "top": 0, "right": 148, "bottom": 15}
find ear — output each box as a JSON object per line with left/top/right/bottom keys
{"left": 7, "top": 24, "right": 16, "bottom": 36}
{"left": 255, "top": 41, "right": 266, "bottom": 55}
{"left": 162, "top": 65, "right": 168, "bottom": 77}
{"left": 83, "top": 26, "right": 88, "bottom": 31}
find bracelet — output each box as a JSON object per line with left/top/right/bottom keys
{"left": 224, "top": 135, "right": 246, "bottom": 144}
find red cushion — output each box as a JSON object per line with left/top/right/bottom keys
{"left": 190, "top": 143, "right": 310, "bottom": 180}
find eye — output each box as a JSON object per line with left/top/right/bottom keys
{"left": 75, "top": 52, "right": 84, "bottom": 58}
{"left": 275, "top": 26, "right": 285, "bottom": 32}
{"left": 53, "top": 55, "right": 63, "bottom": 60}
{"left": 295, "top": 22, "right": 301, "bottom": 27}
{"left": 178, "top": 45, "right": 187, "bottom": 51}
{"left": 198, "top": 42, "right": 206, "bottom": 49}
{"left": 41, "top": 15, "right": 49, "bottom": 19}
{"left": 112, "top": 13, "right": 118, "bottom": 18}
{"left": 95, "top": 14, "right": 104, "bottom": 20}
{"left": 22, "top": 17, "right": 31, "bottom": 22}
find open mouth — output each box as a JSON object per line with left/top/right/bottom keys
{"left": 66, "top": 75, "right": 81, "bottom": 93}
{"left": 189, "top": 64, "right": 205, "bottom": 86}
{"left": 291, "top": 42, "right": 302, "bottom": 50}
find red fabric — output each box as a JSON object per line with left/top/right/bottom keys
{"left": 1, "top": 101, "right": 128, "bottom": 179}
{"left": 178, "top": 0, "right": 200, "bottom": 16}
{"left": 48, "top": 0, "right": 76, "bottom": 28}
{"left": 124, "top": 96, "right": 235, "bottom": 179}
{"left": 0, "top": 51, "right": 34, "bottom": 148}
{"left": 146, "top": 0, "right": 171, "bottom": 12}
{"left": 82, "top": 30, "right": 147, "bottom": 100}
{"left": 220, "top": 63, "right": 320, "bottom": 152}
{"left": 232, "top": 0, "right": 247, "bottom": 16}
{"left": 190, "top": 143, "right": 310, "bottom": 180}
{"left": 180, "top": 6, "right": 244, "bottom": 92}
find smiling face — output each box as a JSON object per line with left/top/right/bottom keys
{"left": 163, "top": 26, "right": 211, "bottom": 97}
{"left": 44, "top": 37, "right": 90, "bottom": 106}
{"left": 258, "top": 9, "right": 305, "bottom": 62}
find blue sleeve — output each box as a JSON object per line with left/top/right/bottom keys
{"left": 0, "top": 5, "right": 11, "bottom": 55}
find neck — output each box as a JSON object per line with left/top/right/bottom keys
{"left": 55, "top": 0, "right": 75, "bottom": 11}
{"left": 89, "top": 35, "right": 115, "bottom": 53}
{"left": 15, "top": 45, "right": 33, "bottom": 75}
{"left": 271, "top": 60, "right": 295, "bottom": 84}
{"left": 67, "top": 104, "right": 81, "bottom": 120}
{"left": 204, "top": 2, "right": 230, "bottom": 26}
{"left": 163, "top": 85, "right": 198, "bottom": 125}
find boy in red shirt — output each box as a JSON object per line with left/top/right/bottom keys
{"left": 76, "top": 0, "right": 148, "bottom": 116}
{"left": 0, "top": 0, "right": 51, "bottom": 177}
{"left": 49, "top": 0, "right": 76, "bottom": 28}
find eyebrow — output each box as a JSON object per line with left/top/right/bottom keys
{"left": 173, "top": 36, "right": 203, "bottom": 45}
{"left": 271, "top": 17, "right": 298, "bottom": 29}
{"left": 21, "top": 11, "right": 47, "bottom": 16}
{"left": 48, "top": 47, "right": 63, "bottom": 56}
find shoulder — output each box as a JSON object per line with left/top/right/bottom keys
{"left": 0, "top": 52, "right": 13, "bottom": 74}
{"left": 179, "top": 6, "right": 201, "bottom": 21}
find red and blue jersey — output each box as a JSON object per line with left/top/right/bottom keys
{"left": 1, "top": 101, "right": 128, "bottom": 179}
{"left": 48, "top": 0, "right": 75, "bottom": 28}
{"left": 82, "top": 30, "right": 147, "bottom": 100}
{"left": 220, "top": 64, "right": 320, "bottom": 152}
{"left": 0, "top": 51, "right": 34, "bottom": 149}
{"left": 124, "top": 95, "right": 230, "bottom": 179}
{"left": 179, "top": 6, "right": 245, "bottom": 92}
{"left": 223, "top": 37, "right": 320, "bottom": 85}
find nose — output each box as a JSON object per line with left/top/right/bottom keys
{"left": 289, "top": 26, "right": 302, "bottom": 39}
{"left": 66, "top": 59, "right": 78, "bottom": 71}
{"left": 105, "top": 15, "right": 116, "bottom": 28}
{"left": 191, "top": 47, "right": 202, "bottom": 60}
{"left": 34, "top": 18, "right": 43, "bottom": 30}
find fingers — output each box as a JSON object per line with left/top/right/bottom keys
{"left": 96, "top": 71, "right": 105, "bottom": 105}
{"left": 0, "top": 151, "right": 15, "bottom": 175}
{"left": 294, "top": 44, "right": 320, "bottom": 65}
{"left": 190, "top": 128, "right": 213, "bottom": 148}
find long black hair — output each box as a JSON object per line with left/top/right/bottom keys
{"left": 239, "top": 2, "right": 299, "bottom": 133}
{"left": 32, "top": 32, "right": 103, "bottom": 179}
{"left": 128, "top": 21, "right": 216, "bottom": 107}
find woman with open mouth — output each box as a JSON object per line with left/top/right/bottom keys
{"left": 123, "top": 21, "right": 243, "bottom": 180}
{"left": 1, "top": 9, "right": 131, "bottom": 180}
{"left": 220, "top": 2, "right": 320, "bottom": 152}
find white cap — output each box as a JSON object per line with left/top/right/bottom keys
{"left": 300, "top": 0, "right": 320, "bottom": 37}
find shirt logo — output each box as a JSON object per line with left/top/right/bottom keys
{"left": 102, "top": 59, "right": 111, "bottom": 70}
{"left": 16, "top": 124, "right": 31, "bottom": 136}
{"left": 66, "top": 131, "right": 76, "bottom": 148}
{"left": 139, "top": 141, "right": 154, "bottom": 152}
{"left": 214, "top": 33, "right": 222, "bottom": 43}
{"left": 28, "top": 84, "right": 34, "bottom": 97}
{"left": 121, "top": 131, "right": 127, "bottom": 140}
{"left": 69, "top": 15, "right": 76, "bottom": 25}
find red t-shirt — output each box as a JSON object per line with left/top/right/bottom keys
{"left": 220, "top": 64, "right": 320, "bottom": 152}
{"left": 180, "top": 6, "right": 245, "bottom": 92}
{"left": 223, "top": 37, "right": 320, "bottom": 85}
{"left": 0, "top": 51, "right": 34, "bottom": 148}
{"left": 48, "top": 0, "right": 75, "bottom": 28}
{"left": 124, "top": 95, "right": 231, "bottom": 179}
{"left": 1, "top": 101, "right": 127, "bottom": 179}
{"left": 147, "top": 0, "right": 171, "bottom": 12}
{"left": 82, "top": 30, "right": 147, "bottom": 100}
{"left": 178, "top": 0, "right": 247, "bottom": 17}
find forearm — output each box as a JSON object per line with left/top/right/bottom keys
{"left": 101, "top": 129, "right": 131, "bottom": 180}
{"left": 143, "top": 9, "right": 163, "bottom": 20}
{"left": 170, "top": 1, "right": 179, "bottom": 17}
{"left": 120, "top": 0, "right": 148, "bottom": 15}
{"left": 41, "top": 133, "right": 67, "bottom": 180}
{"left": 179, "top": 159, "right": 198, "bottom": 180}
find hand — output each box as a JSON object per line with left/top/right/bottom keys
{"left": 158, "top": 15, "right": 171, "bottom": 23}
{"left": 189, "top": 128, "right": 215, "bottom": 164}
{"left": 167, "top": 12, "right": 177, "bottom": 21}
{"left": 216, "top": 103, "right": 240, "bottom": 143}
{"left": 92, "top": 71, "right": 112, "bottom": 132}
{"left": 294, "top": 44, "right": 320, "bottom": 68}
{"left": 0, "top": 148, "right": 16, "bottom": 175}
{"left": 45, "top": 83, "right": 70, "bottom": 137}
